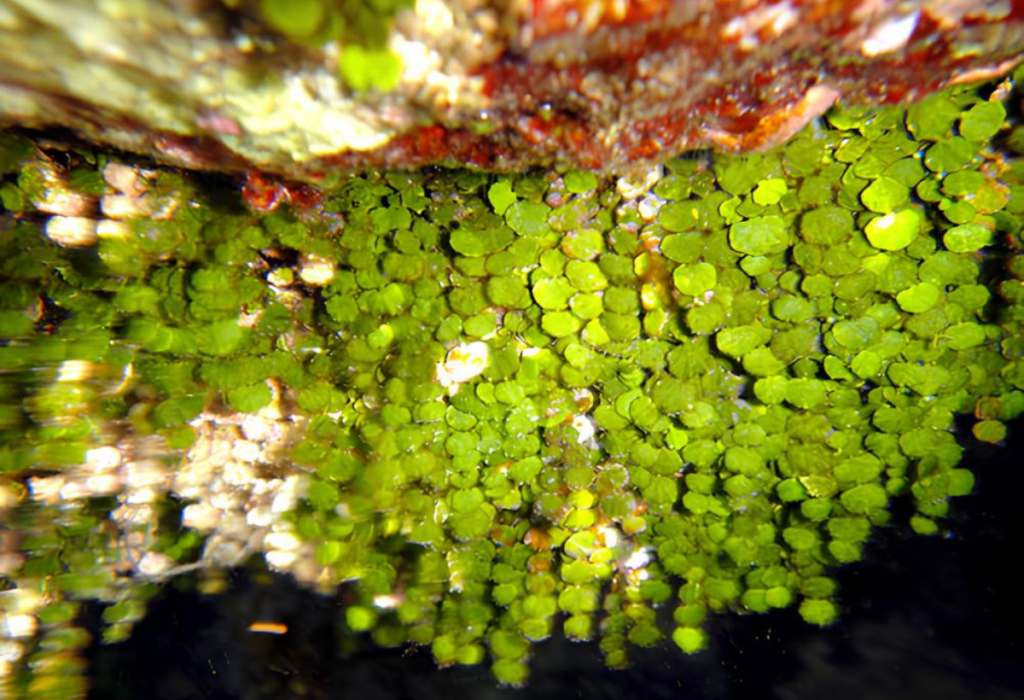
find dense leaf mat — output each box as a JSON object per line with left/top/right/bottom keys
{"left": 1, "top": 74, "right": 1023, "bottom": 693}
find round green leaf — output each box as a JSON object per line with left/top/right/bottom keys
{"left": 487, "top": 276, "right": 532, "bottom": 308}
{"left": 860, "top": 177, "right": 909, "bottom": 214}
{"left": 672, "top": 626, "right": 708, "bottom": 654}
{"left": 685, "top": 303, "right": 725, "bottom": 335}
{"left": 562, "top": 229, "right": 605, "bottom": 260}
{"left": 261, "top": 0, "right": 325, "bottom": 38}
{"left": 941, "top": 170, "right": 985, "bottom": 197}
{"left": 946, "top": 469, "right": 975, "bottom": 497}
{"left": 673, "top": 262, "right": 717, "bottom": 296}
{"left": 896, "top": 282, "right": 941, "bottom": 313}
{"left": 308, "top": 480, "right": 340, "bottom": 511}
{"left": 226, "top": 382, "right": 272, "bottom": 413}
{"left": 541, "top": 311, "right": 582, "bottom": 338}
{"left": 451, "top": 487, "right": 485, "bottom": 513}
{"left": 506, "top": 200, "right": 551, "bottom": 236}
{"left": 488, "top": 179, "right": 518, "bottom": 215}
{"left": 754, "top": 376, "right": 788, "bottom": 404}
{"left": 783, "top": 527, "right": 817, "bottom": 551}
{"left": 945, "top": 322, "right": 986, "bottom": 349}
{"left": 839, "top": 483, "right": 887, "bottom": 514}
{"left": 832, "top": 317, "right": 880, "bottom": 350}
{"left": 924, "top": 137, "right": 975, "bottom": 172}
{"left": 785, "top": 378, "right": 827, "bottom": 409}
{"left": 659, "top": 202, "right": 699, "bottom": 232}
{"left": 729, "top": 215, "right": 788, "bottom": 256}
{"left": 772, "top": 296, "right": 814, "bottom": 323}
{"left": 716, "top": 325, "right": 772, "bottom": 358}
{"left": 715, "top": 156, "right": 762, "bottom": 195}
{"left": 959, "top": 101, "right": 1005, "bottom": 142}
{"left": 943, "top": 224, "right": 992, "bottom": 253}
{"left": 850, "top": 350, "right": 882, "bottom": 378}
{"left": 565, "top": 260, "right": 608, "bottom": 292}
{"left": 834, "top": 454, "right": 884, "bottom": 484}
{"left": 911, "top": 516, "right": 940, "bottom": 535}
{"left": 906, "top": 93, "right": 960, "bottom": 140}
{"left": 751, "top": 178, "right": 787, "bottom": 206}
{"left": 451, "top": 225, "right": 513, "bottom": 257}
{"left": 864, "top": 208, "right": 921, "bottom": 251}
{"left": 569, "top": 292, "right": 604, "bottom": 320}
{"left": 777, "top": 478, "right": 808, "bottom": 502}
{"left": 765, "top": 586, "right": 794, "bottom": 609}
{"left": 661, "top": 233, "right": 703, "bottom": 262}
{"left": 742, "top": 346, "right": 785, "bottom": 376}
{"left": 800, "top": 206, "right": 854, "bottom": 245}
{"left": 339, "top": 46, "right": 403, "bottom": 93}
{"left": 532, "top": 277, "right": 574, "bottom": 310}
{"left": 973, "top": 419, "right": 1006, "bottom": 443}
{"left": 683, "top": 491, "right": 710, "bottom": 514}
{"left": 564, "top": 170, "right": 598, "bottom": 194}
{"left": 799, "top": 599, "right": 838, "bottom": 626}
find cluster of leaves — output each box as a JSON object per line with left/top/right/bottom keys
{"left": 0, "top": 497, "right": 114, "bottom": 699}
{"left": 2, "top": 69, "right": 1024, "bottom": 689}
{"left": 248, "top": 0, "right": 412, "bottom": 92}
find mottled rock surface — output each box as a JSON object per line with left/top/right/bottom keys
{"left": 0, "top": 0, "right": 1021, "bottom": 181}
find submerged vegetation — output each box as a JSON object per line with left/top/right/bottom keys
{"left": 1, "top": 70, "right": 1024, "bottom": 695}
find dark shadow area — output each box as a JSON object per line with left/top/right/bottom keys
{"left": 87, "top": 416, "right": 1024, "bottom": 700}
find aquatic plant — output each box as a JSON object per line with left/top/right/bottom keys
{"left": 1, "top": 69, "right": 1023, "bottom": 695}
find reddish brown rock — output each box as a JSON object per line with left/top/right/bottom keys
{"left": 0, "top": 0, "right": 1021, "bottom": 182}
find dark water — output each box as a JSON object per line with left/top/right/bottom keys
{"left": 84, "top": 417, "right": 1024, "bottom": 700}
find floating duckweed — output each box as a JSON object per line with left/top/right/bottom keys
{"left": 569, "top": 292, "right": 603, "bottom": 321}
{"left": 673, "top": 262, "right": 717, "bottom": 297}
{"left": 830, "top": 317, "right": 879, "bottom": 351}
{"left": 864, "top": 208, "right": 921, "bottom": 250}
{"left": 800, "top": 206, "right": 854, "bottom": 245}
{"left": 540, "top": 311, "right": 582, "bottom": 338}
{"left": 753, "top": 375, "right": 789, "bottom": 405}
{"left": 896, "top": 282, "right": 942, "bottom": 313}
{"left": 850, "top": 350, "right": 883, "bottom": 378}
{"left": 716, "top": 325, "right": 772, "bottom": 358}
{"left": 944, "top": 322, "right": 987, "bottom": 350}
{"left": 532, "top": 277, "right": 575, "bottom": 310}
{"left": 339, "top": 46, "right": 403, "bottom": 93}
{"left": 260, "top": 0, "right": 327, "bottom": 39}
{"left": 486, "top": 276, "right": 532, "bottom": 309}
{"left": 839, "top": 483, "right": 888, "bottom": 514}
{"left": 562, "top": 229, "right": 605, "bottom": 260}
{"left": 860, "top": 177, "right": 909, "bottom": 213}
{"left": 729, "top": 215, "right": 788, "bottom": 256}
{"left": 943, "top": 223, "right": 993, "bottom": 253}
{"left": 488, "top": 179, "right": 518, "bottom": 215}
{"left": 226, "top": 382, "right": 273, "bottom": 413}
{"left": 2, "top": 77, "right": 1023, "bottom": 691}
{"left": 505, "top": 201, "right": 551, "bottom": 236}
{"left": 942, "top": 170, "right": 986, "bottom": 197}
{"left": 660, "top": 233, "right": 703, "bottom": 262}
{"left": 450, "top": 224, "right": 514, "bottom": 257}
{"left": 564, "top": 170, "right": 598, "bottom": 194}
{"left": 959, "top": 101, "right": 1006, "bottom": 142}
{"left": 751, "top": 178, "right": 788, "bottom": 206}
{"left": 565, "top": 260, "right": 608, "bottom": 292}
{"left": 924, "top": 137, "right": 976, "bottom": 172}
{"left": 906, "top": 93, "right": 961, "bottom": 140}
{"left": 798, "top": 598, "right": 839, "bottom": 626}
